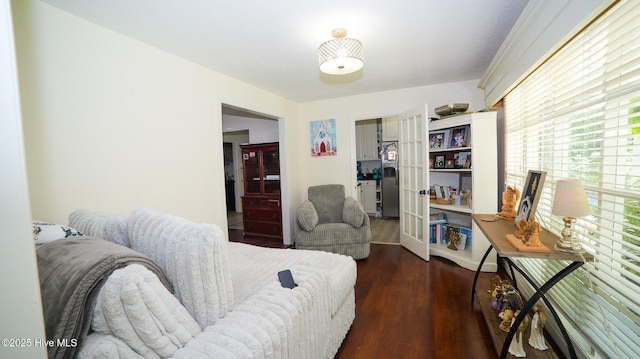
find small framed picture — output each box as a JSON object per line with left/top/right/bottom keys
{"left": 445, "top": 159, "right": 455, "bottom": 169}
{"left": 459, "top": 173, "right": 472, "bottom": 191}
{"left": 449, "top": 126, "right": 470, "bottom": 148}
{"left": 434, "top": 155, "right": 445, "bottom": 169}
{"left": 457, "top": 151, "right": 471, "bottom": 169}
{"left": 429, "top": 131, "right": 449, "bottom": 150}
{"left": 515, "top": 170, "right": 547, "bottom": 223}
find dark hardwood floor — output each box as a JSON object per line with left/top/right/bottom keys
{"left": 335, "top": 245, "right": 498, "bottom": 359}
{"left": 229, "top": 227, "right": 501, "bottom": 358}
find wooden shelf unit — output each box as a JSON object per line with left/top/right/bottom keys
{"left": 240, "top": 142, "right": 282, "bottom": 242}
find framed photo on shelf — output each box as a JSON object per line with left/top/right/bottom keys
{"left": 456, "top": 151, "right": 471, "bottom": 168}
{"left": 459, "top": 173, "right": 472, "bottom": 191}
{"left": 445, "top": 159, "right": 455, "bottom": 169}
{"left": 434, "top": 155, "right": 445, "bottom": 169}
{"left": 449, "top": 126, "right": 470, "bottom": 148}
{"left": 515, "top": 170, "right": 547, "bottom": 223}
{"left": 429, "top": 131, "right": 449, "bottom": 150}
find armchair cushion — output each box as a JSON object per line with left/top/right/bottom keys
{"left": 308, "top": 184, "right": 345, "bottom": 224}
{"left": 297, "top": 200, "right": 319, "bottom": 231}
{"left": 342, "top": 197, "right": 365, "bottom": 228}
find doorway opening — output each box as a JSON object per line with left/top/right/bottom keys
{"left": 221, "top": 103, "right": 288, "bottom": 245}
{"left": 354, "top": 116, "right": 400, "bottom": 245}
{"left": 223, "top": 130, "right": 248, "bottom": 231}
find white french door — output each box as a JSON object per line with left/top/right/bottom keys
{"left": 398, "top": 105, "right": 430, "bottom": 260}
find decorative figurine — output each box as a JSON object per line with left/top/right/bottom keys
{"left": 491, "top": 285, "right": 503, "bottom": 310}
{"left": 499, "top": 288, "right": 523, "bottom": 332}
{"left": 495, "top": 280, "right": 511, "bottom": 312}
{"left": 488, "top": 275, "right": 502, "bottom": 294}
{"left": 508, "top": 309, "right": 529, "bottom": 357}
{"left": 462, "top": 190, "right": 472, "bottom": 208}
{"left": 515, "top": 218, "right": 543, "bottom": 247}
{"left": 529, "top": 305, "right": 549, "bottom": 350}
{"left": 497, "top": 186, "right": 520, "bottom": 219}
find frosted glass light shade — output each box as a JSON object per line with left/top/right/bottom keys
{"left": 552, "top": 179, "right": 591, "bottom": 217}
{"left": 318, "top": 37, "right": 364, "bottom": 75}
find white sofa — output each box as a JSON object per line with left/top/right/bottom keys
{"left": 49, "top": 208, "right": 357, "bottom": 358}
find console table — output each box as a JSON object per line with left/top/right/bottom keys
{"left": 471, "top": 214, "right": 594, "bottom": 359}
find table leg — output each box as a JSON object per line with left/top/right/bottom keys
{"left": 471, "top": 245, "right": 495, "bottom": 304}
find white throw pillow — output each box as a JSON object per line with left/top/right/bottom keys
{"left": 128, "top": 208, "right": 234, "bottom": 329}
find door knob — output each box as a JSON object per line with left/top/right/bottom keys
{"left": 419, "top": 189, "right": 427, "bottom": 195}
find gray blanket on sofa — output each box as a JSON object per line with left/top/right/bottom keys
{"left": 36, "top": 236, "right": 172, "bottom": 359}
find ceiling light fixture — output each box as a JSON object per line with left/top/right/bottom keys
{"left": 318, "top": 28, "right": 364, "bottom": 75}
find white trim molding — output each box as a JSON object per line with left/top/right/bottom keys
{"left": 479, "top": 0, "right": 613, "bottom": 106}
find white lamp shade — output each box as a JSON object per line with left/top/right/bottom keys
{"left": 318, "top": 38, "right": 364, "bottom": 75}
{"left": 551, "top": 179, "right": 591, "bottom": 217}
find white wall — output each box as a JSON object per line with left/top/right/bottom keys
{"left": 0, "top": 0, "right": 47, "bottom": 357}
{"left": 222, "top": 115, "right": 279, "bottom": 144}
{"left": 296, "top": 80, "right": 485, "bottom": 202}
{"left": 12, "top": 0, "right": 300, "bottom": 231}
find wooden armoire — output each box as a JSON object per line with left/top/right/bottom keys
{"left": 240, "top": 142, "right": 282, "bottom": 242}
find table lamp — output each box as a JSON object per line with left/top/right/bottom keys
{"left": 552, "top": 179, "right": 591, "bottom": 253}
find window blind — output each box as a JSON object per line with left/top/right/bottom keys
{"left": 503, "top": 1, "right": 640, "bottom": 358}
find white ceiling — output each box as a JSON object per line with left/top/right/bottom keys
{"left": 42, "top": 0, "right": 528, "bottom": 103}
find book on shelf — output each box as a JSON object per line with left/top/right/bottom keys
{"left": 461, "top": 226, "right": 472, "bottom": 250}
{"left": 429, "top": 213, "right": 448, "bottom": 243}
{"left": 431, "top": 184, "right": 456, "bottom": 200}
{"left": 430, "top": 223, "right": 447, "bottom": 244}
{"left": 429, "top": 212, "right": 448, "bottom": 225}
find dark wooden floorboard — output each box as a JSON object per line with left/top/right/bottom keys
{"left": 229, "top": 228, "right": 498, "bottom": 358}
{"left": 335, "top": 244, "right": 497, "bottom": 359}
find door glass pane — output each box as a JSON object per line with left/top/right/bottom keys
{"left": 403, "top": 167, "right": 410, "bottom": 188}
{"left": 244, "top": 151, "right": 261, "bottom": 193}
{"left": 263, "top": 149, "right": 280, "bottom": 194}
{"left": 407, "top": 214, "right": 415, "bottom": 237}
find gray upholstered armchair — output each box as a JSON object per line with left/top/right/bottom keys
{"left": 295, "top": 184, "right": 371, "bottom": 259}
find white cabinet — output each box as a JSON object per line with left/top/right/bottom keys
{"left": 359, "top": 180, "right": 378, "bottom": 215}
{"left": 427, "top": 112, "right": 498, "bottom": 272}
{"left": 356, "top": 119, "right": 380, "bottom": 161}
{"left": 381, "top": 116, "right": 398, "bottom": 141}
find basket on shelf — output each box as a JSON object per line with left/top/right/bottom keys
{"left": 434, "top": 103, "right": 469, "bottom": 117}
{"left": 435, "top": 198, "right": 454, "bottom": 205}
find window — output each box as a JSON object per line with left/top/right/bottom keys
{"left": 503, "top": 0, "right": 640, "bottom": 358}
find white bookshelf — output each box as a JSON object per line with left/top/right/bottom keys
{"left": 427, "top": 112, "right": 498, "bottom": 272}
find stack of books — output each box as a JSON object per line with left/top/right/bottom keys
{"left": 429, "top": 213, "right": 448, "bottom": 244}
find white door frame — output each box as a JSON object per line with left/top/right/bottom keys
{"left": 218, "top": 99, "right": 291, "bottom": 245}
